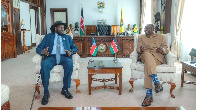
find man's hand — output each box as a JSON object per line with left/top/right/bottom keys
{"left": 156, "top": 46, "right": 163, "bottom": 54}
{"left": 64, "top": 49, "right": 72, "bottom": 56}
{"left": 140, "top": 46, "right": 145, "bottom": 52}
{"left": 41, "top": 47, "right": 49, "bottom": 56}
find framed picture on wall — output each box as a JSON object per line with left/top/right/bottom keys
{"left": 50, "top": 8, "right": 68, "bottom": 26}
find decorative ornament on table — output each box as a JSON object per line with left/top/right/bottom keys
{"left": 133, "top": 24, "right": 138, "bottom": 33}
{"left": 21, "top": 19, "right": 25, "bottom": 29}
{"left": 97, "top": 1, "right": 105, "bottom": 13}
{"left": 66, "top": 24, "right": 73, "bottom": 34}
{"left": 153, "top": 12, "right": 161, "bottom": 33}
{"left": 126, "top": 24, "right": 132, "bottom": 36}
{"left": 74, "top": 22, "right": 79, "bottom": 36}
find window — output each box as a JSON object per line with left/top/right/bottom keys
{"left": 179, "top": 0, "right": 199, "bottom": 61}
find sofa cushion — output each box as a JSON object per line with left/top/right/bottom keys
{"left": 1, "top": 84, "right": 10, "bottom": 106}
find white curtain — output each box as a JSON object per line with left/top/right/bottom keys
{"left": 140, "top": 0, "right": 146, "bottom": 34}
{"left": 179, "top": 0, "right": 199, "bottom": 61}
{"left": 140, "top": 0, "right": 152, "bottom": 34}
{"left": 171, "top": 0, "right": 185, "bottom": 59}
{"left": 151, "top": 0, "right": 158, "bottom": 24}
{"left": 140, "top": 0, "right": 154, "bottom": 34}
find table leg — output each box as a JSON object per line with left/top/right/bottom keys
{"left": 119, "top": 72, "right": 122, "bottom": 95}
{"left": 88, "top": 74, "right": 92, "bottom": 95}
{"left": 181, "top": 67, "right": 184, "bottom": 87}
{"left": 115, "top": 73, "right": 117, "bottom": 84}
{"left": 22, "top": 30, "right": 30, "bottom": 53}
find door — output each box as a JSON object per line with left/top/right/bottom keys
{"left": 13, "top": 8, "right": 23, "bottom": 55}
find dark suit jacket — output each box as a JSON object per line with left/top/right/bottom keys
{"left": 36, "top": 33, "right": 78, "bottom": 59}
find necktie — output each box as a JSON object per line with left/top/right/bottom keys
{"left": 56, "top": 36, "right": 61, "bottom": 64}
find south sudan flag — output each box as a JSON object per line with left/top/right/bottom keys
{"left": 90, "top": 37, "right": 98, "bottom": 56}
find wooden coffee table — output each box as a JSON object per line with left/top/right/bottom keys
{"left": 87, "top": 60, "right": 123, "bottom": 95}
{"left": 181, "top": 61, "right": 196, "bottom": 87}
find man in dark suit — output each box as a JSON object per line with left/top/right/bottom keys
{"left": 36, "top": 21, "right": 78, "bottom": 105}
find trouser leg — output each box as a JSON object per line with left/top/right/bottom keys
{"left": 40, "top": 56, "right": 56, "bottom": 94}
{"left": 142, "top": 51, "right": 161, "bottom": 89}
{"left": 59, "top": 56, "right": 73, "bottom": 91}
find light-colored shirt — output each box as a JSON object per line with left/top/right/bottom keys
{"left": 51, "top": 33, "right": 66, "bottom": 54}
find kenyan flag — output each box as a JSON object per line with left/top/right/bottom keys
{"left": 80, "top": 6, "right": 85, "bottom": 36}
{"left": 110, "top": 37, "right": 120, "bottom": 54}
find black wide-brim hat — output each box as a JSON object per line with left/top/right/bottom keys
{"left": 50, "top": 21, "right": 68, "bottom": 32}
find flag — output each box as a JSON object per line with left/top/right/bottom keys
{"left": 110, "top": 37, "right": 120, "bottom": 54}
{"left": 133, "top": 24, "right": 138, "bottom": 33}
{"left": 80, "top": 6, "right": 85, "bottom": 36}
{"left": 120, "top": 7, "right": 124, "bottom": 33}
{"left": 90, "top": 37, "right": 98, "bottom": 56}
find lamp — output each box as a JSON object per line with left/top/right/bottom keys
{"left": 98, "top": 1, "right": 105, "bottom": 13}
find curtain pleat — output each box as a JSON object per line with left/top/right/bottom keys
{"left": 171, "top": 0, "right": 185, "bottom": 59}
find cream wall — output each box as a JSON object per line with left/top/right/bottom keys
{"left": 46, "top": 0, "right": 140, "bottom": 34}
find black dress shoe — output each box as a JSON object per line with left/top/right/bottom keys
{"left": 61, "top": 90, "right": 73, "bottom": 99}
{"left": 41, "top": 94, "right": 50, "bottom": 105}
{"left": 142, "top": 95, "right": 153, "bottom": 106}
{"left": 155, "top": 82, "right": 163, "bottom": 93}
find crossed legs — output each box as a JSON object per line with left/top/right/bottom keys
{"left": 141, "top": 51, "right": 163, "bottom": 106}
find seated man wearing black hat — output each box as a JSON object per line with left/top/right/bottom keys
{"left": 36, "top": 21, "right": 78, "bottom": 105}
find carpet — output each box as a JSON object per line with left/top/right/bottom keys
{"left": 1, "top": 47, "right": 196, "bottom": 110}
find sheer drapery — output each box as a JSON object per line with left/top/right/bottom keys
{"left": 179, "top": 0, "right": 199, "bottom": 61}
{"left": 151, "top": 0, "right": 158, "bottom": 24}
{"left": 140, "top": 0, "right": 146, "bottom": 34}
{"left": 171, "top": 0, "right": 185, "bottom": 59}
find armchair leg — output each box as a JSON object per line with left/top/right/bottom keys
{"left": 73, "top": 79, "right": 81, "bottom": 93}
{"left": 167, "top": 82, "right": 176, "bottom": 98}
{"left": 129, "top": 78, "right": 137, "bottom": 92}
{"left": 1, "top": 101, "right": 10, "bottom": 110}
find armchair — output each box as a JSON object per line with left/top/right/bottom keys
{"left": 32, "top": 34, "right": 81, "bottom": 99}
{"left": 129, "top": 33, "right": 177, "bottom": 98}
